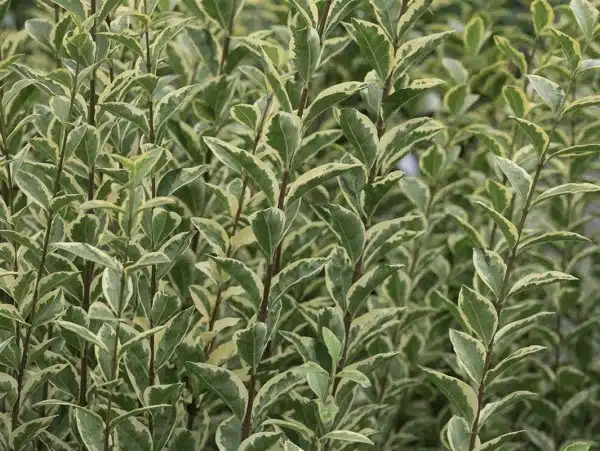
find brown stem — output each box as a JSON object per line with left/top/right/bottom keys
{"left": 468, "top": 98, "right": 568, "bottom": 449}
{"left": 79, "top": 0, "right": 98, "bottom": 410}
{"left": 103, "top": 180, "right": 136, "bottom": 451}
{"left": 189, "top": 95, "right": 274, "bottom": 429}
{"left": 316, "top": 0, "right": 332, "bottom": 37}
{"left": 218, "top": 0, "right": 238, "bottom": 75}
{"left": 11, "top": 59, "right": 80, "bottom": 429}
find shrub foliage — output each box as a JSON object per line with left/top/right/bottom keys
{"left": 0, "top": 0, "right": 599, "bottom": 450}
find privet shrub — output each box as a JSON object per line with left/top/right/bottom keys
{"left": 0, "top": 0, "right": 599, "bottom": 449}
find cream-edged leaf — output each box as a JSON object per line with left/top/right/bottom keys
{"left": 186, "top": 362, "right": 248, "bottom": 420}
{"left": 203, "top": 137, "right": 279, "bottom": 207}
{"left": 422, "top": 368, "right": 478, "bottom": 425}
{"left": 508, "top": 271, "right": 577, "bottom": 297}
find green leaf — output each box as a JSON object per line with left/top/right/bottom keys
{"left": 494, "top": 312, "right": 554, "bottom": 343}
{"left": 260, "top": 49, "right": 293, "bottom": 113}
{"left": 447, "top": 416, "right": 477, "bottom": 451}
{"left": 494, "top": 36, "right": 527, "bottom": 74}
{"left": 157, "top": 165, "right": 207, "bottom": 197}
{"left": 422, "top": 368, "right": 478, "bottom": 425}
{"left": 249, "top": 207, "right": 286, "bottom": 261}
{"left": 14, "top": 166, "right": 52, "bottom": 210}
{"left": 11, "top": 416, "right": 57, "bottom": 451}
{"left": 396, "top": 0, "right": 434, "bottom": 41}
{"left": 231, "top": 104, "right": 260, "bottom": 131}
{"left": 464, "top": 15, "right": 487, "bottom": 56}
{"left": 519, "top": 231, "right": 590, "bottom": 250}
{"left": 508, "top": 271, "right": 577, "bottom": 297}
{"left": 570, "top": 0, "right": 599, "bottom": 41}
{"left": 458, "top": 286, "right": 498, "bottom": 347}
{"left": 393, "top": 31, "right": 454, "bottom": 77}
{"left": 0, "top": 373, "right": 17, "bottom": 405}
{"left": 451, "top": 213, "right": 485, "bottom": 249}
{"left": 110, "top": 405, "right": 171, "bottom": 429}
{"left": 480, "top": 432, "right": 526, "bottom": 451}
{"left": 321, "top": 203, "right": 365, "bottom": 265}
{"left": 239, "top": 432, "right": 282, "bottom": 451}
{"left": 323, "top": 0, "right": 363, "bottom": 39}
{"left": 289, "top": 0, "right": 318, "bottom": 27}
{"left": 334, "top": 108, "right": 378, "bottom": 169}
{"left": 252, "top": 367, "right": 306, "bottom": 422}
{"left": 292, "top": 26, "right": 321, "bottom": 84}
{"left": 301, "top": 82, "right": 368, "bottom": 131}
{"left": 550, "top": 28, "right": 582, "bottom": 71}
{"left": 510, "top": 116, "right": 550, "bottom": 155}
{"left": 502, "top": 85, "right": 529, "bottom": 118}
{"left": 346, "top": 19, "right": 393, "bottom": 80}
{"left": 98, "top": 0, "right": 125, "bottom": 23}
{"left": 321, "top": 430, "right": 374, "bottom": 445}
{"left": 216, "top": 416, "right": 242, "bottom": 451}
{"left": 267, "top": 112, "right": 303, "bottom": 167}
{"left": 54, "top": 242, "right": 119, "bottom": 270}
{"left": 233, "top": 322, "right": 268, "bottom": 371}
{"left": 285, "top": 162, "right": 361, "bottom": 206}
{"left": 486, "top": 345, "right": 546, "bottom": 382}
{"left": 75, "top": 408, "right": 105, "bottom": 451}
{"left": 495, "top": 155, "right": 533, "bottom": 200}
{"left": 56, "top": 320, "right": 109, "bottom": 352}
{"left": 186, "top": 362, "right": 248, "bottom": 420}
{"left": 562, "top": 442, "right": 593, "bottom": 451}
{"left": 347, "top": 264, "right": 402, "bottom": 315}
{"left": 98, "top": 32, "right": 145, "bottom": 59}
{"left": 0, "top": 303, "right": 27, "bottom": 325}
{"left": 99, "top": 102, "right": 150, "bottom": 135}
{"left": 526, "top": 74, "right": 565, "bottom": 112}
{"left": 191, "top": 217, "right": 229, "bottom": 255}
{"left": 369, "top": 0, "right": 402, "bottom": 41}
{"left": 211, "top": 256, "right": 263, "bottom": 308}
{"left": 383, "top": 78, "right": 445, "bottom": 118}
{"left": 533, "top": 183, "right": 600, "bottom": 205}
{"left": 49, "top": 0, "right": 85, "bottom": 19}
{"left": 114, "top": 418, "right": 152, "bottom": 451}
{"left": 154, "top": 85, "right": 201, "bottom": 142}
{"left": 126, "top": 252, "right": 171, "bottom": 274}
{"left": 270, "top": 257, "right": 329, "bottom": 305}
{"left": 562, "top": 95, "right": 600, "bottom": 116}
{"left": 531, "top": 0, "right": 555, "bottom": 36}
{"left": 201, "top": 0, "right": 243, "bottom": 30}
{"left": 547, "top": 143, "right": 600, "bottom": 160}
{"left": 449, "top": 329, "right": 486, "bottom": 383}
{"left": 155, "top": 308, "right": 194, "bottom": 370}
{"left": 473, "top": 200, "right": 518, "bottom": 248}
{"left": 119, "top": 325, "right": 166, "bottom": 356}
{"left": 479, "top": 391, "right": 536, "bottom": 427}
{"left": 472, "top": 248, "right": 506, "bottom": 300}
{"left": 203, "top": 137, "right": 279, "bottom": 207}
{"left": 322, "top": 327, "right": 342, "bottom": 364}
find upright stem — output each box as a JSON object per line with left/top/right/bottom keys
{"left": 218, "top": 0, "right": 237, "bottom": 75}
{"left": 11, "top": 60, "right": 80, "bottom": 430}
{"left": 241, "top": 3, "right": 335, "bottom": 440}
{"left": 187, "top": 95, "right": 274, "bottom": 430}
{"left": 79, "top": 0, "right": 98, "bottom": 409}
{"left": 330, "top": 3, "right": 410, "bottom": 400}
{"left": 0, "top": 48, "right": 18, "bottom": 290}
{"left": 142, "top": 1, "right": 159, "bottom": 439}
{"left": 467, "top": 79, "right": 573, "bottom": 450}
{"left": 103, "top": 183, "right": 136, "bottom": 451}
